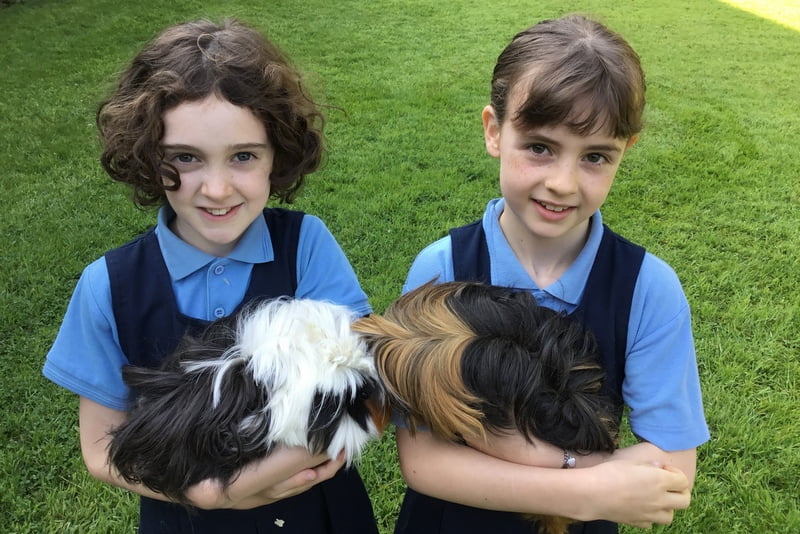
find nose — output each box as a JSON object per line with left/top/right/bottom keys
{"left": 544, "top": 160, "right": 579, "bottom": 196}
{"left": 200, "top": 165, "right": 233, "bottom": 199}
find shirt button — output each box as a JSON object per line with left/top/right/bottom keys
{"left": 214, "top": 265, "right": 225, "bottom": 275}
{"left": 214, "top": 307, "right": 225, "bottom": 318}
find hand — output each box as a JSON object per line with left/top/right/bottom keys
{"left": 584, "top": 461, "right": 690, "bottom": 528}
{"left": 78, "top": 397, "right": 348, "bottom": 509}
{"left": 258, "top": 451, "right": 346, "bottom": 504}
{"left": 186, "top": 448, "right": 347, "bottom": 510}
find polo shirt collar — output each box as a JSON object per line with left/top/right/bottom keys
{"left": 485, "top": 198, "right": 604, "bottom": 306}
{"left": 155, "top": 206, "right": 273, "bottom": 281}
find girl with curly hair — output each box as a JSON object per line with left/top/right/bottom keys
{"left": 43, "top": 18, "right": 377, "bottom": 534}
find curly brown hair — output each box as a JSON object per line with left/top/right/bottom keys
{"left": 491, "top": 14, "right": 646, "bottom": 140}
{"left": 97, "top": 18, "right": 324, "bottom": 208}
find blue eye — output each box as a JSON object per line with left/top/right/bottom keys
{"left": 234, "top": 152, "right": 254, "bottom": 162}
{"left": 175, "top": 153, "right": 195, "bottom": 163}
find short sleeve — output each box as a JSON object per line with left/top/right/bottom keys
{"left": 624, "top": 253, "right": 710, "bottom": 450}
{"left": 402, "top": 236, "right": 454, "bottom": 294}
{"left": 294, "top": 215, "right": 371, "bottom": 317}
{"left": 42, "top": 258, "right": 131, "bottom": 410}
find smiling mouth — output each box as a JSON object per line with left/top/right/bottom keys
{"left": 535, "top": 200, "right": 570, "bottom": 213}
{"left": 205, "top": 207, "right": 233, "bottom": 216}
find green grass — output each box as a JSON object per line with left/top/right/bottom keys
{"left": 2, "top": 0, "right": 798, "bottom": 532}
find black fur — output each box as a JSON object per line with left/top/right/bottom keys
{"left": 451, "top": 284, "right": 618, "bottom": 454}
{"left": 108, "top": 299, "right": 382, "bottom": 505}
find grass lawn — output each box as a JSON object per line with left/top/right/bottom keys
{"left": 1, "top": 0, "right": 798, "bottom": 532}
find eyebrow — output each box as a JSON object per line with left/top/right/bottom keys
{"left": 526, "top": 133, "right": 624, "bottom": 154}
{"left": 161, "top": 143, "right": 271, "bottom": 152}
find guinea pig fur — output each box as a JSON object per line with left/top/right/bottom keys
{"left": 352, "top": 281, "right": 619, "bottom": 534}
{"left": 108, "top": 297, "right": 388, "bottom": 504}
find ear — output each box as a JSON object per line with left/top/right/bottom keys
{"left": 625, "top": 134, "right": 639, "bottom": 149}
{"left": 482, "top": 105, "right": 501, "bottom": 158}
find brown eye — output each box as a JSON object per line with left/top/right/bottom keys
{"left": 357, "top": 383, "right": 373, "bottom": 400}
{"left": 528, "top": 144, "right": 549, "bottom": 155}
{"left": 585, "top": 153, "right": 607, "bottom": 164}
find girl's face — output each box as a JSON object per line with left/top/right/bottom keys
{"left": 161, "top": 94, "right": 274, "bottom": 257}
{"left": 482, "top": 96, "right": 634, "bottom": 253}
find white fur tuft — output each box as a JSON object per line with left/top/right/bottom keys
{"left": 206, "top": 298, "right": 380, "bottom": 461}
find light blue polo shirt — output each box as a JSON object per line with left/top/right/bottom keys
{"left": 43, "top": 207, "right": 370, "bottom": 411}
{"left": 404, "top": 198, "right": 709, "bottom": 452}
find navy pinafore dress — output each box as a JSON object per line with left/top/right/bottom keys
{"left": 106, "top": 208, "right": 379, "bottom": 534}
{"left": 394, "top": 219, "right": 645, "bottom": 534}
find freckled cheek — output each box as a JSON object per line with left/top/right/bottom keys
{"left": 499, "top": 156, "right": 534, "bottom": 192}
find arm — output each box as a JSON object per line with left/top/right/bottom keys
{"left": 467, "top": 431, "right": 612, "bottom": 469}
{"left": 79, "top": 397, "right": 344, "bottom": 509}
{"left": 620, "top": 255, "right": 706, "bottom": 490}
{"left": 468, "top": 432, "right": 696, "bottom": 487}
{"left": 397, "top": 427, "right": 690, "bottom": 528}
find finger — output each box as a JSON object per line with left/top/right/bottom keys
{"left": 267, "top": 456, "right": 345, "bottom": 503}
{"left": 268, "top": 446, "right": 330, "bottom": 471}
{"left": 652, "top": 508, "right": 675, "bottom": 525}
{"left": 273, "top": 450, "right": 345, "bottom": 496}
{"left": 184, "top": 478, "right": 224, "bottom": 509}
{"left": 312, "top": 452, "right": 346, "bottom": 483}
{"left": 270, "top": 467, "right": 318, "bottom": 496}
{"left": 668, "top": 486, "right": 691, "bottom": 510}
{"left": 661, "top": 463, "right": 687, "bottom": 477}
{"left": 657, "top": 464, "right": 689, "bottom": 491}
